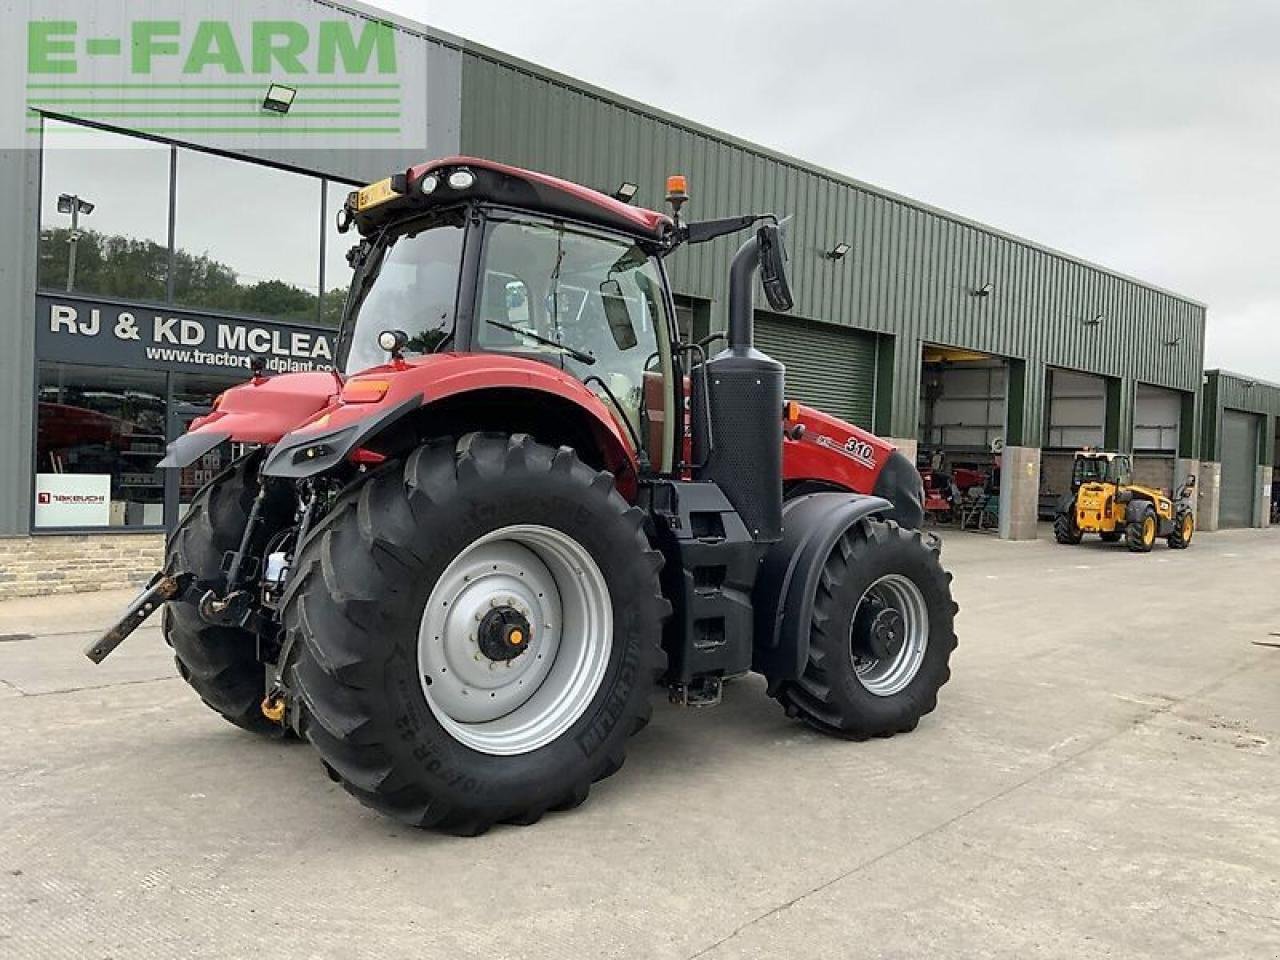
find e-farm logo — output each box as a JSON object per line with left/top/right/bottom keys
{"left": 26, "top": 17, "right": 403, "bottom": 138}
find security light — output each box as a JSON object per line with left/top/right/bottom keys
{"left": 1165, "top": 335, "right": 1182, "bottom": 347}
{"left": 825, "top": 242, "right": 851, "bottom": 260}
{"left": 262, "top": 83, "right": 298, "bottom": 114}
{"left": 612, "top": 182, "right": 639, "bottom": 203}
{"left": 972, "top": 282, "right": 994, "bottom": 297}
{"left": 57, "top": 194, "right": 93, "bottom": 216}
{"left": 1084, "top": 313, "right": 1104, "bottom": 326}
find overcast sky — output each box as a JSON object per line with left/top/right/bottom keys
{"left": 379, "top": 0, "right": 1278, "bottom": 380}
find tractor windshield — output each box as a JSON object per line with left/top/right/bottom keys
{"left": 342, "top": 216, "right": 465, "bottom": 375}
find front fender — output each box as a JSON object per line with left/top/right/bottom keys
{"left": 752, "top": 491, "right": 894, "bottom": 682}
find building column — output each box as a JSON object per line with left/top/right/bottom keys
{"left": 1105, "top": 376, "right": 1135, "bottom": 453}
{"left": 1258, "top": 465, "right": 1273, "bottom": 528}
{"left": 998, "top": 445, "right": 1040, "bottom": 540}
{"left": 1197, "top": 462, "right": 1222, "bottom": 531}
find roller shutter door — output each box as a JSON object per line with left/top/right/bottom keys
{"left": 754, "top": 314, "right": 876, "bottom": 428}
{"left": 1220, "top": 410, "right": 1259, "bottom": 528}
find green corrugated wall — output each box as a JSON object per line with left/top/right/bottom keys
{"left": 455, "top": 45, "right": 1206, "bottom": 445}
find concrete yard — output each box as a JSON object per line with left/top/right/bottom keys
{"left": 0, "top": 526, "right": 1277, "bottom": 959}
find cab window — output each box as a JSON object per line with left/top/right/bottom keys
{"left": 474, "top": 217, "right": 675, "bottom": 471}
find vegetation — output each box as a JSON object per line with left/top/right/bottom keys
{"left": 38, "top": 227, "right": 346, "bottom": 328}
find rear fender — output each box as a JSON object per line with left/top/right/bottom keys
{"left": 262, "top": 354, "right": 638, "bottom": 484}
{"left": 752, "top": 491, "right": 894, "bottom": 682}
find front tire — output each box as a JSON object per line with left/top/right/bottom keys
{"left": 1168, "top": 508, "right": 1194, "bottom": 549}
{"left": 282, "top": 434, "right": 668, "bottom": 834}
{"left": 1126, "top": 504, "right": 1158, "bottom": 553}
{"left": 770, "top": 521, "right": 957, "bottom": 739}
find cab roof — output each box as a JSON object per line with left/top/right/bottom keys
{"left": 350, "top": 156, "right": 674, "bottom": 243}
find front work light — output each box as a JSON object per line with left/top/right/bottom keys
{"left": 447, "top": 168, "right": 476, "bottom": 190}
{"left": 419, "top": 173, "right": 440, "bottom": 195}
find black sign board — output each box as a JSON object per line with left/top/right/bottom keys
{"left": 35, "top": 294, "right": 337, "bottom": 375}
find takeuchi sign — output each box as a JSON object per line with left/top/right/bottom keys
{"left": 35, "top": 294, "right": 336, "bottom": 374}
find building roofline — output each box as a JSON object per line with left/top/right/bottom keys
{"left": 323, "top": 0, "right": 1207, "bottom": 310}
{"left": 1204, "top": 369, "right": 1280, "bottom": 391}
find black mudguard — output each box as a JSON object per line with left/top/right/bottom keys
{"left": 261, "top": 394, "right": 423, "bottom": 479}
{"left": 871, "top": 449, "right": 925, "bottom": 530}
{"left": 752, "top": 491, "right": 892, "bottom": 681}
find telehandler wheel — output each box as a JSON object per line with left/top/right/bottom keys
{"left": 1100, "top": 531, "right": 1122, "bottom": 543}
{"left": 282, "top": 433, "right": 669, "bottom": 835}
{"left": 164, "top": 451, "right": 295, "bottom": 735}
{"left": 1125, "top": 504, "right": 1158, "bottom": 553}
{"left": 1168, "top": 508, "right": 1194, "bottom": 549}
{"left": 1053, "top": 511, "right": 1083, "bottom": 544}
{"left": 772, "top": 521, "right": 957, "bottom": 739}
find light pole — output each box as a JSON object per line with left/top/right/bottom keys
{"left": 56, "top": 193, "right": 95, "bottom": 292}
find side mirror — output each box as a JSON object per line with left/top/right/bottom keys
{"left": 757, "top": 223, "right": 794, "bottom": 313}
{"left": 599, "top": 280, "right": 638, "bottom": 350}
{"left": 1185, "top": 475, "right": 1197, "bottom": 489}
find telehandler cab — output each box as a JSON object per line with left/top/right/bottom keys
{"left": 1054, "top": 449, "right": 1195, "bottom": 552}
{"left": 88, "top": 158, "right": 957, "bottom": 834}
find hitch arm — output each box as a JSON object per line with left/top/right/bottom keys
{"left": 84, "top": 573, "right": 191, "bottom": 664}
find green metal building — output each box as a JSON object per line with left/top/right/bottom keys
{"left": 0, "top": 0, "right": 1227, "bottom": 597}
{"left": 1199, "top": 371, "right": 1280, "bottom": 529}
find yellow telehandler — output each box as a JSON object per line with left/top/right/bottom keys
{"left": 1053, "top": 450, "right": 1195, "bottom": 552}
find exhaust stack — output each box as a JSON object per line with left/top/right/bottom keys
{"left": 691, "top": 229, "right": 787, "bottom": 544}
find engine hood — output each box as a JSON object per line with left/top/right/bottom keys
{"left": 157, "top": 370, "right": 342, "bottom": 468}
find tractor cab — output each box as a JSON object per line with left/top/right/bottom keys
{"left": 338, "top": 161, "right": 682, "bottom": 472}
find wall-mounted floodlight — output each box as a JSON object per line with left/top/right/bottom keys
{"left": 262, "top": 83, "right": 298, "bottom": 114}
{"left": 1083, "top": 313, "right": 1104, "bottom": 327}
{"left": 612, "top": 182, "right": 639, "bottom": 203}
{"left": 1165, "top": 335, "right": 1182, "bottom": 347}
{"left": 825, "top": 242, "right": 851, "bottom": 260}
{"left": 1244, "top": 380, "right": 1258, "bottom": 389}
{"left": 972, "top": 282, "right": 993, "bottom": 297}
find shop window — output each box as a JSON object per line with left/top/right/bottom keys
{"left": 37, "top": 119, "right": 172, "bottom": 301}
{"left": 173, "top": 148, "right": 321, "bottom": 324}
{"left": 321, "top": 179, "right": 358, "bottom": 328}
{"left": 35, "top": 362, "right": 168, "bottom": 529}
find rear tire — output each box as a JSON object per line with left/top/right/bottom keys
{"left": 771, "top": 521, "right": 957, "bottom": 739}
{"left": 1125, "top": 504, "right": 1158, "bottom": 553}
{"left": 164, "top": 451, "right": 294, "bottom": 735}
{"left": 282, "top": 434, "right": 668, "bottom": 834}
{"left": 1168, "top": 508, "right": 1194, "bottom": 549}
{"left": 1054, "top": 511, "right": 1083, "bottom": 544}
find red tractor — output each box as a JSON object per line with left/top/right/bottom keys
{"left": 89, "top": 158, "right": 957, "bottom": 835}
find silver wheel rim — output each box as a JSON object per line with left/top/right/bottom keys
{"left": 849, "top": 574, "right": 930, "bottom": 697}
{"left": 417, "top": 524, "right": 612, "bottom": 756}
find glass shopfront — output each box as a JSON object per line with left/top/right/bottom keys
{"left": 32, "top": 116, "right": 351, "bottom": 532}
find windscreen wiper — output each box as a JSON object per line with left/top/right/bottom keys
{"left": 485, "top": 319, "right": 596, "bottom": 365}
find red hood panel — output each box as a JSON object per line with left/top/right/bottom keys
{"left": 188, "top": 370, "right": 342, "bottom": 444}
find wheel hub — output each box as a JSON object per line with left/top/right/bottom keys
{"left": 477, "top": 607, "right": 532, "bottom": 662}
{"left": 866, "top": 607, "right": 905, "bottom": 660}
{"left": 848, "top": 575, "right": 931, "bottom": 698}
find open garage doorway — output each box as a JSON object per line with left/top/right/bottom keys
{"left": 1040, "top": 369, "right": 1106, "bottom": 519}
{"left": 1133, "top": 384, "right": 1182, "bottom": 493}
{"left": 918, "top": 346, "right": 1007, "bottom": 531}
